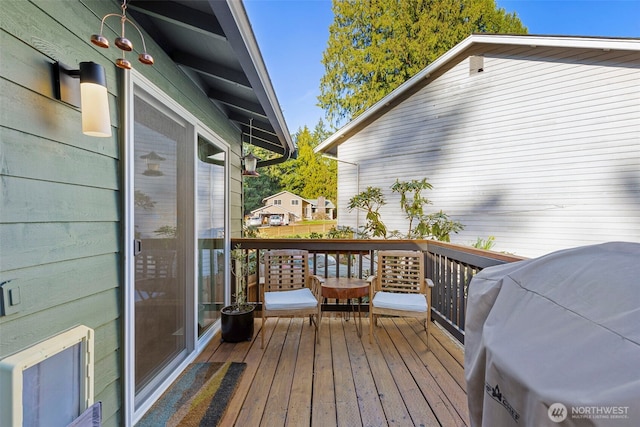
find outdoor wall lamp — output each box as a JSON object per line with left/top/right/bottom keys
{"left": 90, "top": 0, "right": 153, "bottom": 70}
{"left": 54, "top": 61, "right": 112, "bottom": 138}
{"left": 242, "top": 118, "right": 260, "bottom": 176}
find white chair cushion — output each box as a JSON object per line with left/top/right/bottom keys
{"left": 264, "top": 288, "right": 318, "bottom": 310}
{"left": 372, "top": 291, "right": 428, "bottom": 312}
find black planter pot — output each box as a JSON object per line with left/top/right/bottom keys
{"left": 221, "top": 305, "right": 255, "bottom": 342}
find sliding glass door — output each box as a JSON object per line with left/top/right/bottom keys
{"left": 197, "top": 137, "right": 227, "bottom": 337}
{"left": 126, "top": 76, "right": 230, "bottom": 421}
{"left": 133, "top": 94, "right": 189, "bottom": 392}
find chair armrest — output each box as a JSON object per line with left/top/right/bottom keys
{"left": 258, "top": 277, "right": 265, "bottom": 300}
{"left": 309, "top": 275, "right": 323, "bottom": 300}
{"left": 367, "top": 275, "right": 377, "bottom": 297}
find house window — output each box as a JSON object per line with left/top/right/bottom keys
{"left": 291, "top": 200, "right": 299, "bottom": 206}
{"left": 274, "top": 200, "right": 282, "bottom": 205}
{"left": 0, "top": 326, "right": 94, "bottom": 426}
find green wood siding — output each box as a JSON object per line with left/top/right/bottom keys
{"left": 1, "top": 0, "right": 244, "bottom": 423}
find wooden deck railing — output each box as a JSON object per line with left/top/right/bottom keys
{"left": 220, "top": 238, "right": 524, "bottom": 344}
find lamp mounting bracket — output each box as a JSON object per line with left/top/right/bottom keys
{"left": 53, "top": 62, "right": 81, "bottom": 108}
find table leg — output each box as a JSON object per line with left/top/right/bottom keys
{"left": 353, "top": 297, "right": 362, "bottom": 338}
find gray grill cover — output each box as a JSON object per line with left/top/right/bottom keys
{"left": 465, "top": 242, "right": 640, "bottom": 426}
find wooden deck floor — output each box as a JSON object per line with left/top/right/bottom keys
{"left": 195, "top": 315, "right": 469, "bottom": 426}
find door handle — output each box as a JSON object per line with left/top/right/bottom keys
{"left": 134, "top": 239, "right": 142, "bottom": 256}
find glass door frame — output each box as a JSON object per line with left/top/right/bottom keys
{"left": 122, "top": 70, "right": 230, "bottom": 426}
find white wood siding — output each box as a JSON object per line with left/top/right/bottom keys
{"left": 337, "top": 45, "right": 640, "bottom": 257}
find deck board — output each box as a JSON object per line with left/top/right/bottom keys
{"left": 261, "top": 318, "right": 303, "bottom": 426}
{"left": 330, "top": 317, "right": 362, "bottom": 427}
{"left": 344, "top": 317, "right": 387, "bottom": 427}
{"left": 196, "top": 315, "right": 468, "bottom": 426}
{"left": 377, "top": 318, "right": 439, "bottom": 426}
{"left": 236, "top": 318, "right": 290, "bottom": 425}
{"left": 217, "top": 319, "right": 272, "bottom": 427}
{"left": 363, "top": 319, "right": 413, "bottom": 426}
{"left": 286, "top": 318, "right": 315, "bottom": 427}
{"left": 384, "top": 318, "right": 459, "bottom": 426}
{"left": 312, "top": 317, "right": 337, "bottom": 427}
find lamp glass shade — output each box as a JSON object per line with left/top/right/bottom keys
{"left": 243, "top": 152, "right": 258, "bottom": 175}
{"left": 80, "top": 82, "right": 111, "bottom": 137}
{"left": 79, "top": 62, "right": 111, "bottom": 137}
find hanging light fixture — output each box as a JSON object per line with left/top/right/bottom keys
{"left": 90, "top": 0, "right": 154, "bottom": 69}
{"left": 242, "top": 119, "right": 260, "bottom": 177}
{"left": 242, "top": 152, "right": 259, "bottom": 177}
{"left": 140, "top": 151, "right": 165, "bottom": 176}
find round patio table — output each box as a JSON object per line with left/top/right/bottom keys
{"left": 321, "top": 277, "right": 369, "bottom": 337}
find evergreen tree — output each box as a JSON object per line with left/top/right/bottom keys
{"left": 318, "top": 0, "right": 527, "bottom": 127}
{"left": 243, "top": 120, "right": 337, "bottom": 214}
{"left": 281, "top": 122, "right": 337, "bottom": 203}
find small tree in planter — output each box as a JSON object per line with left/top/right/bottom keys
{"left": 221, "top": 246, "right": 256, "bottom": 342}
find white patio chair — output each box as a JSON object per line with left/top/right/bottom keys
{"left": 368, "top": 250, "right": 434, "bottom": 347}
{"left": 261, "top": 249, "right": 322, "bottom": 349}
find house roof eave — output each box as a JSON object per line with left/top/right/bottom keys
{"left": 314, "top": 34, "right": 640, "bottom": 156}
{"left": 262, "top": 190, "right": 298, "bottom": 203}
{"left": 128, "top": 0, "right": 295, "bottom": 165}
{"left": 250, "top": 205, "right": 296, "bottom": 216}
{"left": 216, "top": 0, "right": 296, "bottom": 164}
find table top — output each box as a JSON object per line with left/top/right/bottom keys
{"left": 321, "top": 277, "right": 369, "bottom": 299}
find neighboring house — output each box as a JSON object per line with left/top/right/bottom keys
{"left": 310, "top": 196, "right": 337, "bottom": 219}
{"left": 256, "top": 191, "right": 335, "bottom": 223}
{"left": 249, "top": 204, "right": 295, "bottom": 225}
{"left": 0, "top": 1, "right": 293, "bottom": 426}
{"left": 316, "top": 34, "right": 640, "bottom": 258}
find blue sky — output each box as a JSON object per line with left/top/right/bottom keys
{"left": 244, "top": 0, "right": 640, "bottom": 134}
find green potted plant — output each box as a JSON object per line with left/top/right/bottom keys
{"left": 221, "top": 246, "right": 256, "bottom": 342}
